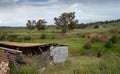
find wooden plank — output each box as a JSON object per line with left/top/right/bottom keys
{"left": 7, "top": 53, "right": 20, "bottom": 68}
{"left": 38, "top": 47, "right": 43, "bottom": 53}
{"left": 0, "top": 47, "right": 22, "bottom": 54}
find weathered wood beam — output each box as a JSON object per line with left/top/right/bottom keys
{"left": 38, "top": 47, "right": 43, "bottom": 53}
{"left": 0, "top": 47, "right": 22, "bottom": 54}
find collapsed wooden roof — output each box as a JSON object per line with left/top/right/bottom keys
{"left": 0, "top": 41, "right": 49, "bottom": 47}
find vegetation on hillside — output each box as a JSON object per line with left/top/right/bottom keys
{"left": 0, "top": 17, "right": 120, "bottom": 74}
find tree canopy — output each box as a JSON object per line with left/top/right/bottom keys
{"left": 26, "top": 20, "right": 36, "bottom": 30}
{"left": 36, "top": 19, "right": 47, "bottom": 31}
{"left": 54, "top": 12, "right": 78, "bottom": 33}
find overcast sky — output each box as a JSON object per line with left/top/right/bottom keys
{"left": 0, "top": 0, "right": 120, "bottom": 26}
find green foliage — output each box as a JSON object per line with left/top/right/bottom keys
{"left": 44, "top": 55, "right": 120, "bottom": 74}
{"left": 11, "top": 65, "right": 37, "bottom": 74}
{"left": 94, "top": 25, "right": 100, "bottom": 29}
{"left": 0, "top": 35, "right": 6, "bottom": 40}
{"left": 24, "top": 36, "right": 31, "bottom": 41}
{"left": 91, "top": 38, "right": 101, "bottom": 43}
{"left": 6, "top": 35, "right": 24, "bottom": 42}
{"left": 26, "top": 20, "right": 35, "bottom": 30}
{"left": 6, "top": 35, "right": 18, "bottom": 41}
{"left": 15, "top": 37, "right": 24, "bottom": 42}
{"left": 54, "top": 12, "right": 78, "bottom": 33}
{"left": 36, "top": 19, "right": 47, "bottom": 31}
{"left": 1, "top": 19, "right": 120, "bottom": 74}
{"left": 51, "top": 36, "right": 55, "bottom": 40}
{"left": 110, "top": 35, "right": 119, "bottom": 44}
{"left": 83, "top": 42, "right": 92, "bottom": 50}
{"left": 40, "top": 34, "right": 46, "bottom": 39}
{"left": 105, "top": 41, "right": 113, "bottom": 48}
{"left": 97, "top": 50, "right": 103, "bottom": 57}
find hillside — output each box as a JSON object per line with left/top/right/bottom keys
{"left": 0, "top": 20, "right": 120, "bottom": 74}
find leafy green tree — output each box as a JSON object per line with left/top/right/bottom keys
{"left": 26, "top": 20, "right": 36, "bottom": 30}
{"left": 36, "top": 19, "right": 47, "bottom": 32}
{"left": 54, "top": 12, "right": 78, "bottom": 33}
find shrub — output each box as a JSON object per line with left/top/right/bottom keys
{"left": 105, "top": 41, "right": 113, "bottom": 48}
{"left": 91, "top": 38, "right": 101, "bottom": 43}
{"left": 83, "top": 42, "right": 92, "bottom": 50}
{"left": 15, "top": 37, "right": 24, "bottom": 42}
{"left": 24, "top": 36, "right": 31, "bottom": 41}
{"left": 40, "top": 34, "right": 46, "bottom": 39}
{"left": 97, "top": 50, "right": 103, "bottom": 57}
{"left": 0, "top": 35, "right": 6, "bottom": 40}
{"left": 94, "top": 25, "right": 99, "bottom": 29}
{"left": 110, "top": 35, "right": 119, "bottom": 44}
{"left": 51, "top": 36, "right": 55, "bottom": 40}
{"left": 6, "top": 35, "right": 18, "bottom": 41}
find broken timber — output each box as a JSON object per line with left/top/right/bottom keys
{"left": 0, "top": 47, "right": 22, "bottom": 68}
{"left": 0, "top": 47, "right": 22, "bottom": 54}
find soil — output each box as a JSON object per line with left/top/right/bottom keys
{"left": 0, "top": 50, "right": 7, "bottom": 62}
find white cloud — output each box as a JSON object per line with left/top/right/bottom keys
{"left": 0, "top": 20, "right": 2, "bottom": 24}
{"left": 0, "top": 0, "right": 120, "bottom": 26}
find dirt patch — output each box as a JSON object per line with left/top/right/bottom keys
{"left": 84, "top": 32, "right": 97, "bottom": 38}
{"left": 0, "top": 50, "right": 7, "bottom": 62}
{"left": 84, "top": 32, "right": 110, "bottom": 42}
{"left": 0, "top": 50, "right": 9, "bottom": 74}
{"left": 96, "top": 35, "right": 110, "bottom": 42}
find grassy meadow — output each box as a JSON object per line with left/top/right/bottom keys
{"left": 0, "top": 21, "right": 120, "bottom": 74}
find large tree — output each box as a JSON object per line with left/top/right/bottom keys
{"left": 54, "top": 12, "right": 78, "bottom": 33}
{"left": 36, "top": 19, "right": 47, "bottom": 31}
{"left": 26, "top": 20, "right": 36, "bottom": 30}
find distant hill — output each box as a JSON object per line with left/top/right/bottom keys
{"left": 77, "top": 19, "right": 120, "bottom": 29}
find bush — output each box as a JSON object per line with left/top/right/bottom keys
{"left": 83, "top": 42, "right": 92, "bottom": 50}
{"left": 24, "top": 36, "right": 31, "bottom": 41}
{"left": 110, "top": 35, "right": 119, "bottom": 44}
{"left": 40, "top": 34, "right": 46, "bottom": 39}
{"left": 15, "top": 37, "right": 24, "bottom": 42}
{"left": 0, "top": 35, "right": 6, "bottom": 40}
{"left": 94, "top": 25, "right": 99, "bottom": 29}
{"left": 6, "top": 35, "right": 18, "bottom": 41}
{"left": 97, "top": 50, "right": 103, "bottom": 57}
{"left": 51, "top": 36, "right": 55, "bottom": 40}
{"left": 91, "top": 38, "right": 101, "bottom": 43}
{"left": 105, "top": 41, "right": 113, "bottom": 48}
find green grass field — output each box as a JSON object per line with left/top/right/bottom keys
{"left": 0, "top": 23, "right": 120, "bottom": 74}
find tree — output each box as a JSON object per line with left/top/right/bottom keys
{"left": 54, "top": 12, "right": 78, "bottom": 33}
{"left": 36, "top": 19, "right": 47, "bottom": 31}
{"left": 26, "top": 20, "right": 36, "bottom": 30}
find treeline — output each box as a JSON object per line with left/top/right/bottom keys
{"left": 26, "top": 11, "right": 120, "bottom": 32}
{"left": 26, "top": 12, "right": 78, "bottom": 33}
{"left": 77, "top": 19, "right": 120, "bottom": 29}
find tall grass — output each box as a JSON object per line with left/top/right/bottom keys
{"left": 10, "top": 65, "right": 37, "bottom": 74}
{"left": 44, "top": 55, "right": 120, "bottom": 74}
